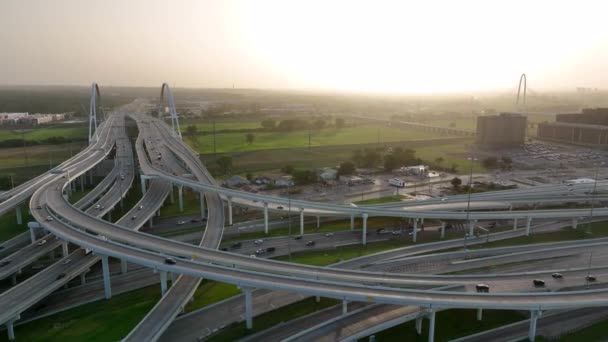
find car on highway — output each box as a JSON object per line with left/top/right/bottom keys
{"left": 254, "top": 239, "right": 263, "bottom": 244}
{"left": 177, "top": 221, "right": 186, "bottom": 225}
{"left": 476, "top": 284, "right": 490, "bottom": 293}
{"left": 294, "top": 236, "right": 303, "bottom": 240}
{"left": 266, "top": 247, "right": 276, "bottom": 253}
{"left": 131, "top": 215, "right": 137, "bottom": 220}
{"left": 305, "top": 241, "right": 316, "bottom": 247}
{"left": 586, "top": 275, "right": 597, "bottom": 282}
{"left": 190, "top": 218, "right": 201, "bottom": 223}
{"left": 97, "top": 235, "right": 108, "bottom": 241}
{"left": 138, "top": 205, "right": 144, "bottom": 210}
{"left": 56, "top": 273, "right": 66, "bottom": 280}
{"left": 35, "top": 205, "right": 43, "bottom": 210}
{"left": 255, "top": 248, "right": 266, "bottom": 255}
{"left": 249, "top": 254, "right": 256, "bottom": 258}
{"left": 164, "top": 257, "right": 177, "bottom": 265}
{"left": 325, "top": 233, "right": 334, "bottom": 237}
{"left": 376, "top": 229, "right": 386, "bottom": 234}
{"left": 36, "top": 239, "right": 47, "bottom": 247}
{"left": 551, "top": 273, "right": 563, "bottom": 279}
{"left": 533, "top": 279, "right": 545, "bottom": 287}
{"left": 277, "top": 206, "right": 284, "bottom": 210}
{"left": 94, "top": 204, "right": 101, "bottom": 209}
{"left": 31, "top": 264, "right": 44, "bottom": 270}
{"left": 0, "top": 260, "right": 11, "bottom": 267}
{"left": 230, "top": 242, "right": 242, "bottom": 249}
{"left": 62, "top": 259, "right": 71, "bottom": 265}
{"left": 391, "top": 230, "right": 401, "bottom": 235}
{"left": 46, "top": 216, "right": 53, "bottom": 222}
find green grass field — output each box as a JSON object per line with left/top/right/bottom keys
{"left": 354, "top": 195, "right": 407, "bottom": 205}
{"left": 535, "top": 316, "right": 608, "bottom": 342}
{"left": 185, "top": 280, "right": 241, "bottom": 312}
{"left": 0, "top": 286, "right": 160, "bottom": 342}
{"left": 0, "top": 209, "right": 29, "bottom": 242}
{"left": 158, "top": 189, "right": 201, "bottom": 219}
{"left": 0, "top": 126, "right": 87, "bottom": 143}
{"left": 0, "top": 143, "right": 86, "bottom": 171}
{"left": 195, "top": 124, "right": 454, "bottom": 154}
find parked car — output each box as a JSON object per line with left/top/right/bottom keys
{"left": 551, "top": 273, "right": 563, "bottom": 279}
{"left": 476, "top": 284, "right": 490, "bottom": 293}
{"left": 305, "top": 241, "right": 316, "bottom": 247}
{"left": 533, "top": 279, "right": 545, "bottom": 287}
{"left": 164, "top": 258, "right": 177, "bottom": 265}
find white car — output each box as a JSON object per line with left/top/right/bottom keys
{"left": 325, "top": 233, "right": 334, "bottom": 237}
{"left": 138, "top": 205, "right": 144, "bottom": 210}
{"left": 62, "top": 259, "right": 72, "bottom": 265}
{"left": 254, "top": 239, "right": 263, "bottom": 244}
{"left": 46, "top": 216, "right": 53, "bottom": 222}
{"left": 36, "top": 239, "right": 47, "bottom": 246}
{"left": 177, "top": 221, "right": 186, "bottom": 225}
{"left": 94, "top": 204, "right": 101, "bottom": 209}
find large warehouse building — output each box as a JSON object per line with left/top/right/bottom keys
{"left": 538, "top": 108, "right": 608, "bottom": 146}
{"left": 476, "top": 113, "right": 527, "bottom": 147}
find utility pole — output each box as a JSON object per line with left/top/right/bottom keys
{"left": 308, "top": 127, "right": 311, "bottom": 151}
{"left": 212, "top": 119, "right": 217, "bottom": 160}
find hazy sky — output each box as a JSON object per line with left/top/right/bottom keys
{"left": 1, "top": 0, "right": 607, "bottom": 93}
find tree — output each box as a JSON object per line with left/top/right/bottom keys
{"left": 434, "top": 157, "right": 444, "bottom": 168}
{"left": 245, "top": 172, "right": 253, "bottom": 181}
{"left": 338, "top": 161, "right": 356, "bottom": 176}
{"left": 451, "top": 177, "right": 462, "bottom": 189}
{"left": 352, "top": 150, "right": 364, "bottom": 167}
{"left": 281, "top": 165, "right": 295, "bottom": 174}
{"left": 261, "top": 118, "right": 276, "bottom": 130}
{"left": 383, "top": 154, "right": 399, "bottom": 172}
{"left": 362, "top": 149, "right": 382, "bottom": 168}
{"left": 292, "top": 169, "right": 317, "bottom": 185}
{"left": 216, "top": 156, "right": 233, "bottom": 175}
{"left": 185, "top": 125, "right": 198, "bottom": 146}
{"left": 313, "top": 119, "right": 326, "bottom": 130}
{"left": 482, "top": 156, "right": 498, "bottom": 169}
{"left": 335, "top": 118, "right": 345, "bottom": 129}
{"left": 501, "top": 156, "right": 513, "bottom": 169}
{"left": 245, "top": 133, "right": 255, "bottom": 145}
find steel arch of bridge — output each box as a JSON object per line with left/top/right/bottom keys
{"left": 159, "top": 83, "right": 182, "bottom": 139}
{"left": 88, "top": 83, "right": 102, "bottom": 144}
{"left": 516, "top": 73, "right": 527, "bottom": 109}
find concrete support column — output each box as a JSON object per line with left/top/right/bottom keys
{"left": 15, "top": 206, "right": 22, "bottom": 225}
{"left": 178, "top": 186, "right": 183, "bottom": 212}
{"left": 101, "top": 255, "right": 112, "bottom": 299}
{"left": 350, "top": 214, "right": 354, "bottom": 231}
{"left": 299, "top": 208, "right": 305, "bottom": 236}
{"left": 428, "top": 310, "right": 436, "bottom": 342}
{"left": 199, "top": 192, "right": 206, "bottom": 219}
{"left": 148, "top": 216, "right": 153, "bottom": 227}
{"left": 107, "top": 211, "right": 112, "bottom": 222}
{"left": 80, "top": 175, "right": 85, "bottom": 192}
{"left": 89, "top": 170, "right": 93, "bottom": 185}
{"left": 342, "top": 300, "right": 348, "bottom": 315}
{"left": 10, "top": 273, "right": 17, "bottom": 286}
{"left": 440, "top": 221, "right": 446, "bottom": 239}
{"left": 316, "top": 216, "right": 320, "bottom": 229}
{"left": 477, "top": 308, "right": 483, "bottom": 321}
{"left": 413, "top": 218, "right": 418, "bottom": 243}
{"left": 362, "top": 213, "right": 368, "bottom": 245}
{"left": 140, "top": 178, "right": 147, "bottom": 196}
{"left": 160, "top": 271, "right": 168, "bottom": 296}
{"left": 244, "top": 287, "right": 253, "bottom": 329}
{"left": 6, "top": 317, "right": 17, "bottom": 341}
{"left": 170, "top": 185, "right": 174, "bottom": 204}
{"left": 170, "top": 272, "right": 177, "bottom": 284}
{"left": 121, "top": 259, "right": 128, "bottom": 274}
{"left": 529, "top": 310, "right": 540, "bottom": 341}
{"left": 468, "top": 219, "right": 476, "bottom": 236}
{"left": 526, "top": 217, "right": 532, "bottom": 236}
{"left": 513, "top": 218, "right": 518, "bottom": 230}
{"left": 415, "top": 315, "right": 423, "bottom": 335}
{"left": 80, "top": 272, "right": 86, "bottom": 285}
{"left": 62, "top": 242, "right": 69, "bottom": 258}
{"left": 29, "top": 227, "right": 36, "bottom": 244}
{"left": 263, "top": 202, "right": 269, "bottom": 234}
{"left": 227, "top": 196, "right": 233, "bottom": 226}
{"left": 572, "top": 218, "right": 578, "bottom": 229}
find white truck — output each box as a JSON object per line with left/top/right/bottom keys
{"left": 388, "top": 178, "right": 406, "bottom": 188}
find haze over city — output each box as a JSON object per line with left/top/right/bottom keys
{"left": 1, "top": 0, "right": 608, "bottom": 93}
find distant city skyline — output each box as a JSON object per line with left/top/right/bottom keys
{"left": 1, "top": 0, "right": 607, "bottom": 93}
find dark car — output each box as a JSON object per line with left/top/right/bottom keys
{"left": 294, "top": 236, "right": 303, "bottom": 240}
{"left": 230, "top": 242, "right": 242, "bottom": 249}
{"left": 551, "top": 273, "right": 563, "bottom": 279}
{"left": 476, "top": 284, "right": 490, "bottom": 293}
{"left": 487, "top": 222, "right": 497, "bottom": 228}
{"left": 277, "top": 206, "right": 284, "bottom": 210}
{"left": 533, "top": 279, "right": 545, "bottom": 287}
{"left": 190, "top": 218, "right": 201, "bottom": 223}
{"left": 164, "top": 258, "right": 177, "bottom": 265}
{"left": 305, "top": 241, "right": 316, "bottom": 247}
{"left": 376, "top": 228, "right": 385, "bottom": 234}
{"left": 0, "top": 260, "right": 11, "bottom": 267}
{"left": 266, "top": 247, "right": 276, "bottom": 253}
{"left": 220, "top": 247, "right": 228, "bottom": 251}
{"left": 587, "top": 275, "right": 597, "bottom": 282}
{"left": 56, "top": 273, "right": 66, "bottom": 280}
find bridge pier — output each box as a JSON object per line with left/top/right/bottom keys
{"left": 300, "top": 208, "right": 305, "bottom": 236}
{"left": 62, "top": 242, "right": 69, "bottom": 258}
{"left": 80, "top": 272, "right": 87, "bottom": 285}
{"left": 80, "top": 175, "right": 85, "bottom": 192}
{"left": 101, "top": 255, "right": 112, "bottom": 299}
{"left": 140, "top": 178, "right": 147, "bottom": 196}
{"left": 316, "top": 216, "right": 320, "bottom": 229}
{"left": 342, "top": 300, "right": 348, "bottom": 315}
{"left": 350, "top": 214, "right": 354, "bottom": 231}
{"left": 243, "top": 287, "right": 253, "bottom": 329}
{"left": 263, "top": 202, "right": 269, "bottom": 234}
{"left": 440, "top": 221, "right": 446, "bottom": 239}
{"left": 526, "top": 217, "right": 532, "bottom": 236}
{"left": 413, "top": 219, "right": 418, "bottom": 243}
{"left": 89, "top": 170, "right": 93, "bottom": 185}
{"left": 121, "top": 259, "right": 128, "bottom": 274}
{"left": 362, "top": 213, "right": 368, "bottom": 245}
{"left": 477, "top": 308, "right": 483, "bottom": 320}
{"left": 415, "top": 315, "right": 423, "bottom": 335}
{"left": 513, "top": 218, "right": 518, "bottom": 230}
{"left": 227, "top": 196, "right": 233, "bottom": 226}
{"left": 160, "top": 271, "right": 168, "bottom": 296}
{"left": 5, "top": 316, "right": 18, "bottom": 341}
{"left": 199, "top": 192, "right": 206, "bottom": 219}
{"left": 468, "top": 219, "right": 477, "bottom": 237}
{"left": 10, "top": 273, "right": 17, "bottom": 286}
{"left": 148, "top": 216, "right": 153, "bottom": 227}
{"left": 29, "top": 227, "right": 37, "bottom": 244}
{"left": 428, "top": 310, "right": 436, "bottom": 342}
{"left": 169, "top": 185, "right": 174, "bottom": 204}
{"left": 15, "top": 206, "right": 22, "bottom": 225}
{"left": 529, "top": 310, "right": 541, "bottom": 341}
{"left": 572, "top": 218, "right": 578, "bottom": 229}
{"left": 178, "top": 185, "right": 183, "bottom": 212}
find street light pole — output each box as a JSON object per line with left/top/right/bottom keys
{"left": 464, "top": 157, "right": 477, "bottom": 245}
{"left": 587, "top": 162, "right": 604, "bottom": 234}
{"left": 287, "top": 183, "right": 292, "bottom": 262}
